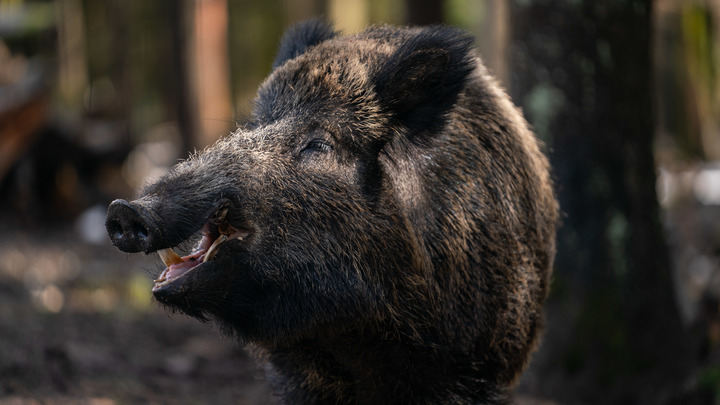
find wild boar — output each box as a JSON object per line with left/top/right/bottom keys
{"left": 106, "top": 19, "right": 557, "bottom": 404}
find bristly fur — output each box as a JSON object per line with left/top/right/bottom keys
{"left": 272, "top": 18, "right": 338, "bottom": 70}
{"left": 107, "top": 19, "right": 558, "bottom": 405}
{"left": 372, "top": 25, "right": 476, "bottom": 137}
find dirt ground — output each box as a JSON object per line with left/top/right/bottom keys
{"left": 0, "top": 223, "right": 279, "bottom": 405}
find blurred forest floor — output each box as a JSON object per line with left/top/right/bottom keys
{"left": 0, "top": 223, "right": 278, "bottom": 405}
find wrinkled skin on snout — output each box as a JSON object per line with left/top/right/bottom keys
{"left": 106, "top": 20, "right": 557, "bottom": 404}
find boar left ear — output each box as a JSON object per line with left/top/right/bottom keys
{"left": 272, "top": 18, "right": 337, "bottom": 69}
{"left": 373, "top": 27, "right": 475, "bottom": 135}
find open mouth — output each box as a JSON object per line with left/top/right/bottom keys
{"left": 151, "top": 208, "right": 252, "bottom": 291}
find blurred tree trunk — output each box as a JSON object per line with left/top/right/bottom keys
{"left": 56, "top": 0, "right": 87, "bottom": 107}
{"left": 170, "top": 0, "right": 197, "bottom": 156}
{"left": 405, "top": 0, "right": 444, "bottom": 25}
{"left": 193, "top": 0, "right": 233, "bottom": 148}
{"left": 509, "top": 1, "right": 698, "bottom": 403}
{"left": 476, "top": 0, "right": 508, "bottom": 85}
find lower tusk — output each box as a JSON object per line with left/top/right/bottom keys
{"left": 203, "top": 235, "right": 228, "bottom": 263}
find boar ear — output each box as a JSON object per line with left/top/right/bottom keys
{"left": 373, "top": 27, "right": 475, "bottom": 135}
{"left": 272, "top": 18, "right": 337, "bottom": 69}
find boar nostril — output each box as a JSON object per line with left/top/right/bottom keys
{"left": 107, "top": 220, "right": 124, "bottom": 240}
{"left": 131, "top": 221, "right": 149, "bottom": 240}
{"left": 106, "top": 199, "right": 156, "bottom": 252}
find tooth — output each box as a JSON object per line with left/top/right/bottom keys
{"left": 154, "top": 269, "right": 168, "bottom": 283}
{"left": 203, "top": 235, "right": 228, "bottom": 263}
{"left": 158, "top": 248, "right": 183, "bottom": 267}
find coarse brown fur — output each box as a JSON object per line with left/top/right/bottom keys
{"left": 106, "top": 20, "right": 558, "bottom": 404}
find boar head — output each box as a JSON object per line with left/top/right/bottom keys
{"left": 106, "top": 21, "right": 475, "bottom": 344}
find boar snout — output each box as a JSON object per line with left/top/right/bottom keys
{"left": 106, "top": 199, "right": 160, "bottom": 253}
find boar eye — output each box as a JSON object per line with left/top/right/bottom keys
{"left": 302, "top": 139, "right": 333, "bottom": 154}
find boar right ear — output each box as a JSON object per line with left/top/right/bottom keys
{"left": 272, "top": 19, "right": 337, "bottom": 69}
{"left": 373, "top": 27, "right": 475, "bottom": 136}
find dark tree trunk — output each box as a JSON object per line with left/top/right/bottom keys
{"left": 509, "top": 1, "right": 697, "bottom": 403}
{"left": 169, "top": 0, "right": 197, "bottom": 156}
{"left": 404, "top": 0, "right": 444, "bottom": 25}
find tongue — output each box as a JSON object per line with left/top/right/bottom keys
{"left": 153, "top": 228, "right": 233, "bottom": 284}
{"left": 155, "top": 246, "right": 207, "bottom": 283}
{"left": 165, "top": 258, "right": 203, "bottom": 280}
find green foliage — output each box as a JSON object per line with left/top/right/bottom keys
{"left": 227, "top": 0, "right": 286, "bottom": 113}
{"left": 570, "top": 291, "right": 632, "bottom": 380}
{"left": 661, "top": 2, "right": 720, "bottom": 160}
{"left": 682, "top": 5, "right": 716, "bottom": 95}
{"left": 444, "top": 0, "right": 483, "bottom": 29}
{"left": 523, "top": 82, "right": 565, "bottom": 143}
{"left": 607, "top": 210, "right": 629, "bottom": 280}
{"left": 366, "top": 0, "right": 404, "bottom": 26}
{"left": 697, "top": 366, "right": 720, "bottom": 400}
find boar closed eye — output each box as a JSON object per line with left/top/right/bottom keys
{"left": 301, "top": 139, "right": 333, "bottom": 154}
